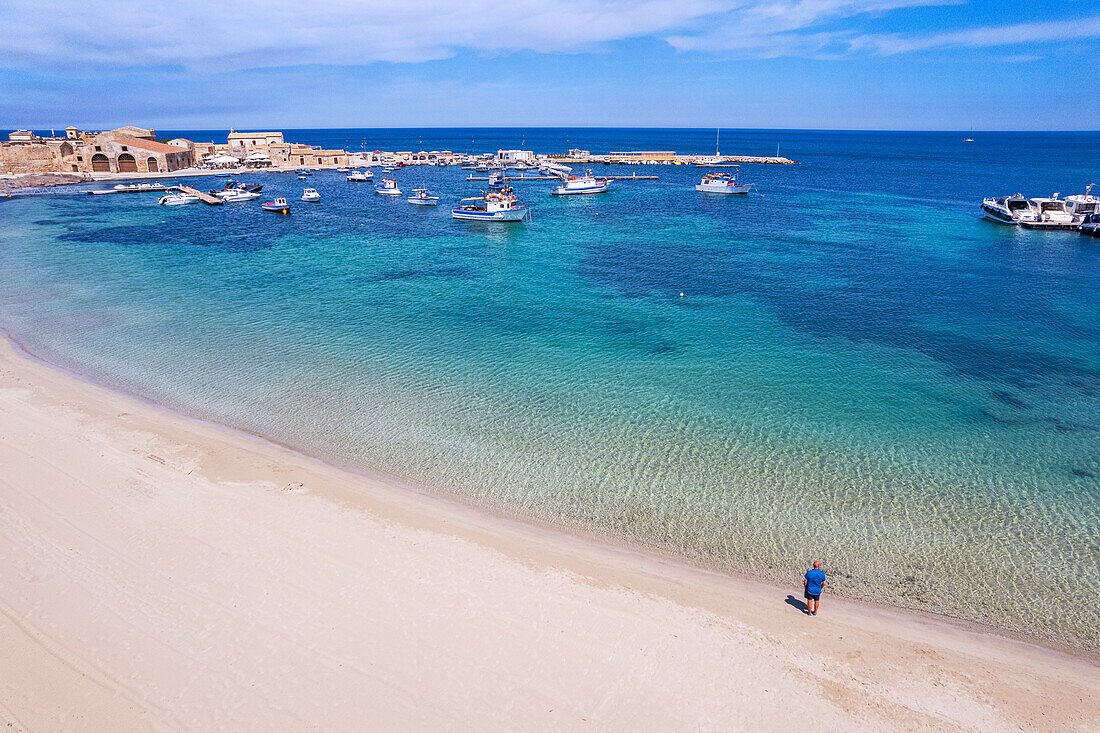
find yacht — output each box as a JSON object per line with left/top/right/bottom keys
{"left": 301, "top": 188, "right": 321, "bottom": 202}
{"left": 696, "top": 169, "right": 754, "bottom": 194}
{"left": 551, "top": 170, "right": 609, "bottom": 196}
{"left": 408, "top": 188, "right": 440, "bottom": 206}
{"left": 220, "top": 189, "right": 261, "bottom": 202}
{"left": 375, "top": 178, "right": 402, "bottom": 195}
{"left": 158, "top": 192, "right": 201, "bottom": 206}
{"left": 261, "top": 197, "right": 291, "bottom": 214}
{"left": 347, "top": 170, "right": 373, "bottom": 182}
{"left": 981, "top": 194, "right": 1040, "bottom": 224}
{"left": 452, "top": 186, "right": 529, "bottom": 222}
{"left": 1028, "top": 196, "right": 1076, "bottom": 225}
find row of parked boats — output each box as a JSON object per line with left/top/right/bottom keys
{"left": 981, "top": 185, "right": 1099, "bottom": 235}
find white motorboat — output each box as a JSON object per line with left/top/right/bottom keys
{"left": 375, "top": 178, "right": 402, "bottom": 195}
{"left": 113, "top": 182, "right": 168, "bottom": 192}
{"left": 551, "top": 170, "right": 609, "bottom": 196}
{"left": 981, "top": 194, "right": 1039, "bottom": 224}
{"left": 1028, "top": 196, "right": 1076, "bottom": 224}
{"left": 1064, "top": 184, "right": 1099, "bottom": 220}
{"left": 301, "top": 188, "right": 321, "bottom": 202}
{"left": 220, "top": 189, "right": 261, "bottom": 202}
{"left": 696, "top": 169, "right": 754, "bottom": 194}
{"left": 408, "top": 188, "right": 439, "bottom": 206}
{"left": 158, "top": 192, "right": 201, "bottom": 206}
{"left": 347, "top": 170, "right": 373, "bottom": 182}
{"left": 452, "top": 186, "right": 529, "bottom": 222}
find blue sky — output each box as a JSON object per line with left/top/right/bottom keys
{"left": 1, "top": 0, "right": 1097, "bottom": 130}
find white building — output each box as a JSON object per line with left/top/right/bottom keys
{"left": 497, "top": 149, "right": 534, "bottom": 162}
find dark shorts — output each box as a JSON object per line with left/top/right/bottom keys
{"left": 804, "top": 590, "right": 821, "bottom": 602}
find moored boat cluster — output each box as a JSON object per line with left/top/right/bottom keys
{"left": 981, "top": 184, "right": 1099, "bottom": 235}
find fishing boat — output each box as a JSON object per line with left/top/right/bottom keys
{"left": 301, "top": 188, "right": 321, "bottom": 202}
{"left": 157, "top": 192, "right": 201, "bottom": 206}
{"left": 695, "top": 169, "right": 754, "bottom": 194}
{"left": 261, "top": 197, "right": 291, "bottom": 214}
{"left": 452, "top": 186, "right": 530, "bottom": 222}
{"left": 407, "top": 188, "right": 439, "bottom": 206}
{"left": 346, "top": 170, "right": 373, "bottom": 182}
{"left": 1064, "top": 184, "right": 1099, "bottom": 220}
{"left": 551, "top": 170, "right": 609, "bottom": 195}
{"left": 488, "top": 172, "right": 507, "bottom": 189}
{"left": 981, "top": 194, "right": 1040, "bottom": 224}
{"left": 375, "top": 178, "right": 402, "bottom": 195}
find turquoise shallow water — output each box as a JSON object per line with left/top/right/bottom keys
{"left": 1, "top": 129, "right": 1098, "bottom": 650}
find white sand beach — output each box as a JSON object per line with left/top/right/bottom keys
{"left": 1, "top": 335, "right": 1097, "bottom": 732}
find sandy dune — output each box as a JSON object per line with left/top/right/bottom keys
{"left": 0, "top": 336, "right": 1096, "bottom": 731}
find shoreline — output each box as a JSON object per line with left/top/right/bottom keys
{"left": 5, "top": 327, "right": 1090, "bottom": 661}
{"left": 1, "top": 331, "right": 1097, "bottom": 729}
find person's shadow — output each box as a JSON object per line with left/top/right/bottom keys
{"left": 785, "top": 594, "right": 809, "bottom": 614}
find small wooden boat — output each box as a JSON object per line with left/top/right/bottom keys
{"left": 375, "top": 178, "right": 402, "bottom": 196}
{"left": 261, "top": 197, "right": 291, "bottom": 214}
{"left": 452, "top": 186, "right": 529, "bottom": 222}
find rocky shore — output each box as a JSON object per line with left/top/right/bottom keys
{"left": 0, "top": 172, "right": 89, "bottom": 194}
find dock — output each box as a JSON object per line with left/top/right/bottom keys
{"left": 175, "top": 185, "right": 223, "bottom": 206}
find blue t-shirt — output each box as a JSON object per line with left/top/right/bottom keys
{"left": 805, "top": 569, "right": 826, "bottom": 595}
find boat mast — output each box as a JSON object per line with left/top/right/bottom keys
{"left": 715, "top": 127, "right": 720, "bottom": 157}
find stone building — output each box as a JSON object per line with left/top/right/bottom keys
{"left": 69, "top": 135, "right": 193, "bottom": 173}
{"left": 228, "top": 131, "right": 285, "bottom": 153}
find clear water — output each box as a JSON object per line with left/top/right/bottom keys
{"left": 1, "top": 129, "right": 1098, "bottom": 650}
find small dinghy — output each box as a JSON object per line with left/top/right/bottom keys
{"left": 261, "top": 197, "right": 291, "bottom": 214}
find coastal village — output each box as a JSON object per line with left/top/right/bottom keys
{"left": 0, "top": 124, "right": 797, "bottom": 182}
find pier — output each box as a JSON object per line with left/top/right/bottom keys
{"left": 175, "top": 185, "right": 223, "bottom": 206}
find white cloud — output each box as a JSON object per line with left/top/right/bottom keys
{"left": 0, "top": 0, "right": 727, "bottom": 69}
{"left": 848, "top": 16, "right": 1100, "bottom": 55}
{"left": 0, "top": 0, "right": 1096, "bottom": 71}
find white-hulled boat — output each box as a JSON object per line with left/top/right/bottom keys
{"left": 261, "top": 197, "right": 291, "bottom": 214}
{"left": 551, "top": 170, "right": 608, "bottom": 196}
{"left": 113, "top": 182, "right": 168, "bottom": 192}
{"left": 408, "top": 188, "right": 439, "bottom": 206}
{"left": 301, "top": 188, "right": 321, "bottom": 202}
{"left": 696, "top": 169, "right": 754, "bottom": 194}
{"left": 347, "top": 169, "right": 373, "bottom": 182}
{"left": 220, "top": 189, "right": 261, "bottom": 202}
{"left": 1025, "top": 196, "right": 1077, "bottom": 228}
{"left": 452, "top": 187, "right": 529, "bottom": 222}
{"left": 1064, "top": 184, "right": 1099, "bottom": 220}
{"left": 375, "top": 178, "right": 402, "bottom": 195}
{"left": 981, "top": 194, "right": 1039, "bottom": 224}
{"left": 158, "top": 192, "right": 201, "bottom": 206}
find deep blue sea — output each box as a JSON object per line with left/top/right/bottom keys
{"left": 1, "top": 129, "right": 1098, "bottom": 649}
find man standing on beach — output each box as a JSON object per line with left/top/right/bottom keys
{"left": 804, "top": 561, "right": 826, "bottom": 616}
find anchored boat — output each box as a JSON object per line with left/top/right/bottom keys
{"left": 301, "top": 188, "right": 321, "bottom": 202}
{"left": 408, "top": 188, "right": 439, "bottom": 206}
{"left": 981, "top": 194, "right": 1040, "bottom": 224}
{"left": 551, "top": 171, "right": 609, "bottom": 195}
{"left": 347, "top": 170, "right": 373, "bottom": 182}
{"left": 695, "top": 169, "right": 754, "bottom": 194}
{"left": 261, "top": 197, "right": 291, "bottom": 214}
{"left": 375, "top": 178, "right": 402, "bottom": 196}
{"left": 158, "top": 192, "right": 201, "bottom": 206}
{"left": 452, "top": 187, "right": 530, "bottom": 222}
